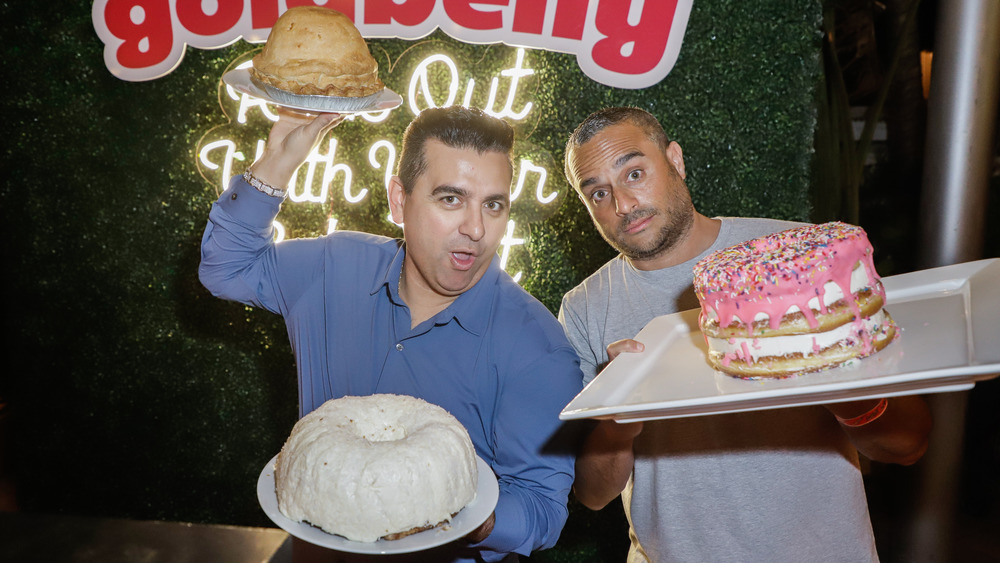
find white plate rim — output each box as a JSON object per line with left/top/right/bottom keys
{"left": 223, "top": 68, "right": 402, "bottom": 114}
{"left": 257, "top": 454, "right": 498, "bottom": 554}
{"left": 560, "top": 258, "right": 1000, "bottom": 422}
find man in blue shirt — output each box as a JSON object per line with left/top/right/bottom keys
{"left": 199, "top": 106, "right": 583, "bottom": 562}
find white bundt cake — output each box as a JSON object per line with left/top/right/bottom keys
{"left": 273, "top": 394, "right": 478, "bottom": 542}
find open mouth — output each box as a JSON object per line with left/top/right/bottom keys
{"left": 451, "top": 251, "right": 477, "bottom": 269}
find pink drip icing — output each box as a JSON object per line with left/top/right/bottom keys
{"left": 856, "top": 316, "right": 875, "bottom": 355}
{"left": 693, "top": 223, "right": 880, "bottom": 336}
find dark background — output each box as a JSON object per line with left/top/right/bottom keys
{"left": 2, "top": 0, "right": 998, "bottom": 561}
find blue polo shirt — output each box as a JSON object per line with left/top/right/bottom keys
{"left": 200, "top": 176, "right": 583, "bottom": 561}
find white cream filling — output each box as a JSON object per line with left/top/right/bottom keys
{"left": 706, "top": 309, "right": 891, "bottom": 361}
{"left": 705, "top": 263, "right": 873, "bottom": 324}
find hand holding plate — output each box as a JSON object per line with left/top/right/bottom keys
{"left": 249, "top": 109, "right": 344, "bottom": 189}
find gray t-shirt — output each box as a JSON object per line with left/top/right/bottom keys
{"left": 558, "top": 217, "right": 879, "bottom": 563}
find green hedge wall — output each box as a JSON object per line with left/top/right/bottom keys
{"left": 2, "top": 0, "right": 822, "bottom": 556}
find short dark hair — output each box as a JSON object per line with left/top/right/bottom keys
{"left": 564, "top": 107, "right": 670, "bottom": 182}
{"left": 397, "top": 106, "right": 515, "bottom": 193}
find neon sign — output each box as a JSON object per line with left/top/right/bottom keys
{"left": 197, "top": 47, "right": 560, "bottom": 282}
{"left": 93, "top": 0, "right": 693, "bottom": 89}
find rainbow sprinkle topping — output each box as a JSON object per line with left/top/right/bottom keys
{"left": 693, "top": 222, "right": 884, "bottom": 332}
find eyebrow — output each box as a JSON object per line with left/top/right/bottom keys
{"left": 432, "top": 185, "right": 467, "bottom": 197}
{"left": 578, "top": 150, "right": 644, "bottom": 190}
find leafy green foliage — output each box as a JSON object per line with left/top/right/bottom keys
{"left": 2, "top": 1, "right": 822, "bottom": 549}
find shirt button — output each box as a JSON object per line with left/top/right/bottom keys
{"left": 396, "top": 343, "right": 404, "bottom": 351}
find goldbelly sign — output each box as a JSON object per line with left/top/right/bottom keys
{"left": 92, "top": 0, "right": 693, "bottom": 89}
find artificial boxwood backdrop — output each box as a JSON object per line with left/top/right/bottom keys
{"left": 6, "top": 0, "right": 994, "bottom": 561}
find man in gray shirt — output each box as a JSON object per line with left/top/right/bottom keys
{"left": 558, "top": 107, "right": 932, "bottom": 562}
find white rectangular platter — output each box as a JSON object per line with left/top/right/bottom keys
{"left": 560, "top": 258, "right": 1000, "bottom": 422}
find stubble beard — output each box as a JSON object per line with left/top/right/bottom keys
{"left": 601, "top": 193, "right": 695, "bottom": 263}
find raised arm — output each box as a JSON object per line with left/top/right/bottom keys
{"left": 198, "top": 110, "right": 344, "bottom": 311}
{"left": 247, "top": 109, "right": 344, "bottom": 189}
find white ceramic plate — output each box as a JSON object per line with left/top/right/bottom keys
{"left": 257, "top": 454, "right": 499, "bottom": 554}
{"left": 560, "top": 258, "right": 1000, "bottom": 422}
{"left": 223, "top": 68, "right": 402, "bottom": 113}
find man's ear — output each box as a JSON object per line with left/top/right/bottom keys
{"left": 387, "top": 175, "right": 406, "bottom": 225}
{"left": 666, "top": 141, "right": 686, "bottom": 179}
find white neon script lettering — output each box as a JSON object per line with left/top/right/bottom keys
{"left": 407, "top": 52, "right": 532, "bottom": 120}
{"left": 197, "top": 50, "right": 544, "bottom": 278}
{"left": 368, "top": 140, "right": 396, "bottom": 192}
{"left": 200, "top": 51, "right": 549, "bottom": 206}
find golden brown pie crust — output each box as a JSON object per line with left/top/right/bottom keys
{"left": 251, "top": 6, "right": 384, "bottom": 98}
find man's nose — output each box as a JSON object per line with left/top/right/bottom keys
{"left": 460, "top": 208, "right": 485, "bottom": 241}
{"left": 614, "top": 187, "right": 639, "bottom": 216}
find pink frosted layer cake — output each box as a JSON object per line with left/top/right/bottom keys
{"left": 693, "top": 222, "right": 898, "bottom": 378}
